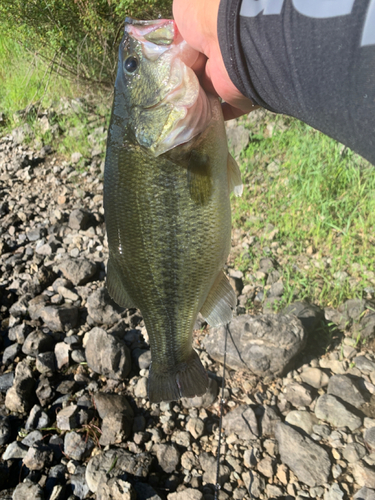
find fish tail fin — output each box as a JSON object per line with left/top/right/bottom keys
{"left": 148, "top": 350, "right": 208, "bottom": 403}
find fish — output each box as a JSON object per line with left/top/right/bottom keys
{"left": 104, "top": 18, "right": 243, "bottom": 403}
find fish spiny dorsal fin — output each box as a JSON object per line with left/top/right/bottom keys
{"left": 200, "top": 270, "right": 236, "bottom": 327}
{"left": 227, "top": 153, "right": 243, "bottom": 196}
{"left": 106, "top": 258, "right": 137, "bottom": 309}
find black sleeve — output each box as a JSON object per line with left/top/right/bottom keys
{"left": 217, "top": 0, "right": 375, "bottom": 165}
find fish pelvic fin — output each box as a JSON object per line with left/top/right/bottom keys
{"left": 148, "top": 349, "right": 208, "bottom": 403}
{"left": 227, "top": 153, "right": 243, "bottom": 197}
{"left": 106, "top": 258, "right": 137, "bottom": 309}
{"left": 200, "top": 270, "right": 236, "bottom": 327}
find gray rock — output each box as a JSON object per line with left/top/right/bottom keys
{"left": 242, "top": 471, "right": 265, "bottom": 498}
{"left": 21, "top": 430, "right": 43, "bottom": 448}
{"left": 2, "top": 440, "right": 28, "bottom": 460}
{"left": 0, "top": 417, "right": 12, "bottom": 445}
{"left": 134, "top": 483, "right": 163, "bottom": 500}
{"left": 86, "top": 288, "right": 124, "bottom": 324}
{"left": 354, "top": 487, "right": 375, "bottom": 500}
{"left": 69, "top": 209, "right": 91, "bottom": 230}
{"left": 93, "top": 393, "right": 134, "bottom": 445}
{"left": 225, "top": 120, "right": 249, "bottom": 157}
{"left": 134, "top": 377, "right": 148, "bottom": 398}
{"left": 354, "top": 356, "right": 375, "bottom": 374}
{"left": 300, "top": 367, "right": 330, "bottom": 389}
{"left": 285, "top": 410, "right": 318, "bottom": 434}
{"left": 8, "top": 323, "right": 29, "bottom": 344}
{"left": 327, "top": 374, "right": 366, "bottom": 408}
{"left": 364, "top": 427, "right": 375, "bottom": 453}
{"left": 71, "top": 349, "right": 86, "bottom": 363}
{"left": 0, "top": 372, "right": 14, "bottom": 393}
{"left": 54, "top": 342, "right": 70, "bottom": 369}
{"left": 56, "top": 405, "right": 78, "bottom": 431}
{"left": 357, "top": 313, "right": 375, "bottom": 339}
{"left": 12, "top": 480, "right": 44, "bottom": 500}
{"left": 259, "top": 405, "right": 281, "bottom": 436}
{"left": 324, "top": 483, "right": 344, "bottom": 500}
{"left": 59, "top": 258, "right": 97, "bottom": 286}
{"left": 283, "top": 381, "right": 313, "bottom": 407}
{"left": 23, "top": 441, "right": 53, "bottom": 470}
{"left": 25, "top": 404, "right": 49, "bottom": 430}
{"left": 343, "top": 442, "right": 367, "bottom": 463}
{"left": 181, "top": 377, "right": 218, "bottom": 408}
{"left": 2, "top": 343, "right": 21, "bottom": 365}
{"left": 22, "top": 330, "right": 55, "bottom": 357}
{"left": 222, "top": 405, "right": 259, "bottom": 439}
{"left": 93, "top": 392, "right": 134, "bottom": 420}
{"left": 275, "top": 422, "right": 331, "bottom": 487}
{"left": 36, "top": 376, "right": 55, "bottom": 407}
{"left": 156, "top": 444, "right": 180, "bottom": 473}
{"left": 353, "top": 461, "right": 375, "bottom": 489}
{"left": 282, "top": 301, "right": 324, "bottom": 335}
{"left": 5, "top": 361, "right": 36, "bottom": 413}
{"left": 36, "top": 352, "right": 56, "bottom": 373}
{"left": 342, "top": 299, "right": 367, "bottom": 321}
{"left": 203, "top": 314, "right": 306, "bottom": 378}
{"left": 85, "top": 327, "right": 131, "bottom": 380}
{"left": 137, "top": 350, "right": 152, "bottom": 370}
{"left": 64, "top": 431, "right": 94, "bottom": 461}
{"left": 186, "top": 417, "right": 205, "bottom": 439}
{"left": 86, "top": 448, "right": 152, "bottom": 492}
{"left": 96, "top": 478, "right": 136, "bottom": 500}
{"left": 39, "top": 305, "right": 79, "bottom": 332}
{"left": 315, "top": 394, "right": 362, "bottom": 431}
{"left": 70, "top": 465, "right": 90, "bottom": 500}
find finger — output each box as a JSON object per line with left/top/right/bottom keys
{"left": 190, "top": 51, "right": 207, "bottom": 77}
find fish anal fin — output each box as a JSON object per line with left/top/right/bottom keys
{"left": 187, "top": 149, "right": 213, "bottom": 205}
{"left": 227, "top": 153, "right": 243, "bottom": 197}
{"left": 106, "top": 258, "right": 136, "bottom": 309}
{"left": 200, "top": 270, "right": 236, "bottom": 327}
{"left": 148, "top": 349, "right": 208, "bottom": 403}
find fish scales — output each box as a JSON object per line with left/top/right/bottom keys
{"left": 104, "top": 18, "right": 242, "bottom": 403}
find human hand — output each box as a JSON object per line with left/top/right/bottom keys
{"left": 173, "top": 0, "right": 258, "bottom": 120}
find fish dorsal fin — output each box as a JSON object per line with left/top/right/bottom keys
{"left": 227, "top": 153, "right": 243, "bottom": 197}
{"left": 200, "top": 270, "right": 236, "bottom": 327}
{"left": 106, "top": 258, "right": 137, "bottom": 309}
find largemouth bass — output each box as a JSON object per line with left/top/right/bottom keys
{"left": 104, "top": 18, "right": 242, "bottom": 403}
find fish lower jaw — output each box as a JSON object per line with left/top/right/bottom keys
{"left": 148, "top": 350, "right": 208, "bottom": 403}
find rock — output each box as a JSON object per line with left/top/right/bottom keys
{"left": 137, "top": 350, "right": 152, "bottom": 370}
{"left": 300, "top": 367, "right": 330, "bottom": 389}
{"left": 324, "top": 483, "right": 344, "bottom": 500}
{"left": 186, "top": 417, "right": 205, "bottom": 439}
{"left": 54, "top": 342, "right": 70, "bottom": 369}
{"left": 23, "top": 441, "right": 53, "bottom": 470}
{"left": 283, "top": 381, "right": 313, "bottom": 407}
{"left": 354, "top": 487, "right": 375, "bottom": 499}
{"left": 39, "top": 305, "right": 79, "bottom": 332}
{"left": 86, "top": 288, "right": 124, "bottom": 324}
{"left": 36, "top": 352, "right": 56, "bottom": 374}
{"left": 2, "top": 440, "right": 28, "bottom": 460}
{"left": 275, "top": 422, "right": 331, "bottom": 487}
{"left": 257, "top": 456, "right": 274, "bottom": 478}
{"left": 285, "top": 410, "right": 318, "bottom": 434}
{"left": 282, "top": 301, "right": 324, "bottom": 335}
{"left": 86, "top": 448, "right": 152, "bottom": 492}
{"left": 59, "top": 258, "right": 97, "bottom": 286}
{"left": 0, "top": 372, "right": 15, "bottom": 393}
{"left": 36, "top": 376, "right": 55, "bottom": 407}
{"left": 315, "top": 394, "right": 362, "bottom": 431}
{"left": 8, "top": 323, "right": 29, "bottom": 344}
{"left": 354, "top": 356, "right": 375, "bottom": 374}
{"left": 225, "top": 120, "right": 249, "bottom": 157}
{"left": 56, "top": 405, "right": 78, "bottom": 431}
{"left": 69, "top": 209, "right": 91, "bottom": 230}
{"left": 364, "top": 427, "right": 375, "bottom": 453}
{"left": 2, "top": 343, "right": 21, "bottom": 365}
{"left": 357, "top": 313, "right": 375, "bottom": 339}
{"left": 21, "top": 430, "right": 43, "bottom": 447}
{"left": 0, "top": 417, "right": 12, "bottom": 445}
{"left": 5, "top": 361, "right": 36, "bottom": 413}
{"left": 168, "top": 489, "right": 203, "bottom": 500}
{"left": 22, "top": 330, "right": 55, "bottom": 357}
{"left": 181, "top": 377, "right": 218, "bottom": 408}
{"left": 200, "top": 452, "right": 230, "bottom": 486}
{"left": 85, "top": 327, "right": 131, "bottom": 380}
{"left": 343, "top": 442, "right": 367, "bottom": 463}
{"left": 203, "top": 314, "right": 306, "bottom": 378}
{"left": 222, "top": 405, "right": 259, "bottom": 439}
{"left": 93, "top": 394, "right": 134, "bottom": 445}
{"left": 353, "top": 461, "right": 375, "bottom": 489}
{"left": 70, "top": 465, "right": 90, "bottom": 500}
{"left": 64, "top": 431, "right": 94, "bottom": 461}
{"left": 156, "top": 444, "right": 180, "bottom": 473}
{"left": 25, "top": 404, "right": 49, "bottom": 430}
{"left": 242, "top": 471, "right": 265, "bottom": 498}
{"left": 12, "top": 480, "right": 44, "bottom": 500}
{"left": 96, "top": 478, "right": 136, "bottom": 500}
{"left": 327, "top": 374, "right": 366, "bottom": 408}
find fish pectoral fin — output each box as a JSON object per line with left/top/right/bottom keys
{"left": 200, "top": 270, "right": 236, "bottom": 327}
{"left": 227, "top": 153, "right": 243, "bottom": 197}
{"left": 106, "top": 258, "right": 137, "bottom": 309}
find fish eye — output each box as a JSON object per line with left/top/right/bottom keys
{"left": 124, "top": 55, "right": 138, "bottom": 74}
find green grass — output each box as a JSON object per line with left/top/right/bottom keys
{"left": 231, "top": 113, "right": 375, "bottom": 309}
